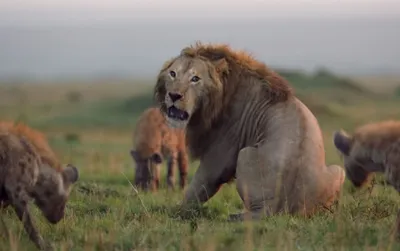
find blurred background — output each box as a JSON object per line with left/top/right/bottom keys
{"left": 1, "top": 0, "right": 400, "bottom": 80}
{"left": 1, "top": 1, "right": 400, "bottom": 249}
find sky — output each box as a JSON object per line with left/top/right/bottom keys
{"left": 1, "top": 0, "right": 399, "bottom": 79}
{"left": 1, "top": 0, "right": 400, "bottom": 26}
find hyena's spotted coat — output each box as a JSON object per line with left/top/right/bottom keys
{"left": 333, "top": 120, "right": 400, "bottom": 238}
{"left": 130, "top": 107, "right": 189, "bottom": 191}
{"left": 0, "top": 122, "right": 79, "bottom": 250}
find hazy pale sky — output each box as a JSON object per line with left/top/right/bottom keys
{"left": 1, "top": 0, "right": 400, "bottom": 25}
{"left": 1, "top": 0, "right": 400, "bottom": 78}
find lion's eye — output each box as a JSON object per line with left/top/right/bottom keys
{"left": 169, "top": 71, "right": 176, "bottom": 78}
{"left": 191, "top": 76, "right": 200, "bottom": 82}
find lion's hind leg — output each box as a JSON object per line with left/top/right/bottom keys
{"left": 322, "top": 164, "right": 345, "bottom": 208}
{"left": 230, "top": 146, "right": 280, "bottom": 222}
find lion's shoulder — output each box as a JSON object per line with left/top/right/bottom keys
{"left": 0, "top": 121, "right": 61, "bottom": 171}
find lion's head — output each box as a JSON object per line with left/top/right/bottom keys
{"left": 154, "top": 53, "right": 227, "bottom": 130}
{"left": 154, "top": 43, "right": 292, "bottom": 133}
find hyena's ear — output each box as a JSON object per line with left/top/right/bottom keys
{"left": 333, "top": 130, "right": 353, "bottom": 156}
{"left": 62, "top": 164, "right": 79, "bottom": 184}
{"left": 131, "top": 150, "right": 143, "bottom": 161}
{"left": 151, "top": 153, "right": 163, "bottom": 164}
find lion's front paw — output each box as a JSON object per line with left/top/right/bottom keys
{"left": 227, "top": 213, "right": 245, "bottom": 222}
{"left": 170, "top": 203, "right": 202, "bottom": 221}
{"left": 227, "top": 211, "right": 262, "bottom": 222}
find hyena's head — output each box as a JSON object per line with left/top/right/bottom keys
{"left": 130, "top": 149, "right": 162, "bottom": 191}
{"left": 333, "top": 130, "right": 382, "bottom": 188}
{"left": 32, "top": 163, "right": 79, "bottom": 224}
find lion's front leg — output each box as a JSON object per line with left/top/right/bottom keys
{"left": 178, "top": 149, "right": 236, "bottom": 217}
{"left": 174, "top": 138, "right": 238, "bottom": 221}
{"left": 181, "top": 165, "right": 222, "bottom": 208}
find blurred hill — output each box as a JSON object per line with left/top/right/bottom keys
{"left": 1, "top": 69, "right": 398, "bottom": 135}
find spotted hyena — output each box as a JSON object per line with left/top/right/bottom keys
{"left": 130, "top": 107, "right": 189, "bottom": 191}
{"left": 333, "top": 120, "right": 400, "bottom": 237}
{"left": 0, "top": 122, "right": 79, "bottom": 250}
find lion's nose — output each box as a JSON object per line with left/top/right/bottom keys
{"left": 168, "top": 92, "right": 183, "bottom": 102}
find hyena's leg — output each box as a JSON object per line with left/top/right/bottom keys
{"left": 133, "top": 167, "right": 143, "bottom": 189}
{"left": 5, "top": 154, "right": 51, "bottom": 250}
{"left": 166, "top": 156, "right": 176, "bottom": 191}
{"left": 0, "top": 201, "right": 9, "bottom": 208}
{"left": 230, "top": 146, "right": 282, "bottom": 222}
{"left": 177, "top": 150, "right": 189, "bottom": 189}
{"left": 5, "top": 185, "right": 46, "bottom": 250}
{"left": 0, "top": 187, "right": 10, "bottom": 208}
{"left": 150, "top": 163, "right": 161, "bottom": 191}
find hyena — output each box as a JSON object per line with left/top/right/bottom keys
{"left": 0, "top": 122, "right": 79, "bottom": 250}
{"left": 333, "top": 120, "right": 400, "bottom": 237}
{"left": 130, "top": 107, "right": 189, "bottom": 191}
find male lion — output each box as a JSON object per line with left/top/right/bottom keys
{"left": 130, "top": 107, "right": 189, "bottom": 191}
{"left": 153, "top": 42, "right": 345, "bottom": 221}
{"left": 333, "top": 120, "right": 400, "bottom": 236}
{"left": 0, "top": 121, "right": 79, "bottom": 250}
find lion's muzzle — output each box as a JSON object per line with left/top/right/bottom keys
{"left": 168, "top": 92, "right": 183, "bottom": 102}
{"left": 167, "top": 106, "right": 189, "bottom": 121}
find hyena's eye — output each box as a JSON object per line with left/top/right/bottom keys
{"left": 169, "top": 71, "right": 176, "bottom": 78}
{"left": 191, "top": 76, "right": 200, "bottom": 82}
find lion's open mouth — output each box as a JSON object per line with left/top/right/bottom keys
{"left": 167, "top": 106, "right": 189, "bottom": 121}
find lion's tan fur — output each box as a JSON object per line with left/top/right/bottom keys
{"left": 155, "top": 43, "right": 293, "bottom": 158}
{"left": 154, "top": 42, "right": 345, "bottom": 219}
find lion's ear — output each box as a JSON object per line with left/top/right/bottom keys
{"left": 159, "top": 58, "right": 175, "bottom": 72}
{"left": 212, "top": 58, "right": 229, "bottom": 75}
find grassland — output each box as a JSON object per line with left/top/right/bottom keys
{"left": 1, "top": 71, "right": 400, "bottom": 251}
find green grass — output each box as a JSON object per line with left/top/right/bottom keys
{"left": 1, "top": 75, "right": 400, "bottom": 250}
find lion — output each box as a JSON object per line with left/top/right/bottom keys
{"left": 153, "top": 42, "right": 345, "bottom": 221}
{"left": 333, "top": 120, "right": 400, "bottom": 236}
{"left": 0, "top": 121, "right": 79, "bottom": 250}
{"left": 130, "top": 107, "right": 189, "bottom": 191}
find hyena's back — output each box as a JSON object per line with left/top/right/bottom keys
{"left": 0, "top": 131, "right": 40, "bottom": 206}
